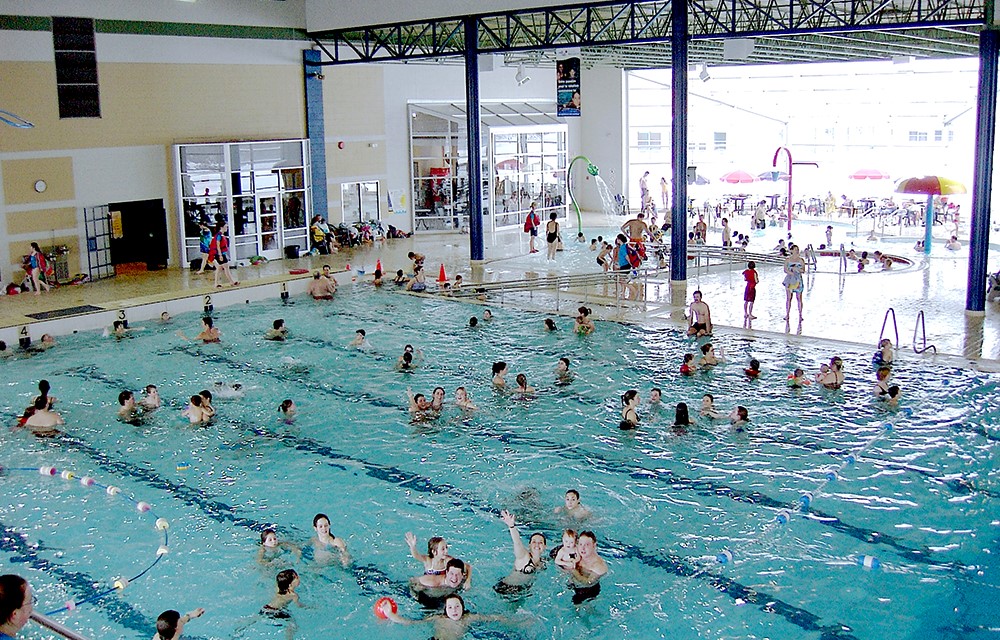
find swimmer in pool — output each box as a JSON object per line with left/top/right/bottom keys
{"left": 22, "top": 396, "right": 64, "bottom": 436}
{"left": 729, "top": 406, "right": 750, "bottom": 431}
{"left": 310, "top": 513, "right": 350, "bottom": 567}
{"left": 430, "top": 387, "right": 446, "bottom": 411}
{"left": 396, "top": 344, "right": 423, "bottom": 371}
{"left": 553, "top": 529, "right": 579, "bottom": 570}
{"left": 260, "top": 569, "right": 301, "bottom": 629}
{"left": 210, "top": 382, "right": 243, "bottom": 401}
{"left": 648, "top": 388, "right": 662, "bottom": 409}
{"left": 696, "top": 342, "right": 723, "bottom": 368}
{"left": 256, "top": 529, "right": 302, "bottom": 567}
{"left": 514, "top": 373, "right": 535, "bottom": 395}
{"left": 699, "top": 393, "right": 722, "bottom": 419}
{"left": 544, "top": 318, "right": 558, "bottom": 331}
{"left": 491, "top": 361, "right": 508, "bottom": 389}
{"left": 619, "top": 389, "right": 640, "bottom": 430}
{"left": 182, "top": 395, "right": 209, "bottom": 424}
{"left": 820, "top": 356, "right": 845, "bottom": 389}
{"left": 198, "top": 390, "right": 217, "bottom": 419}
{"left": 873, "top": 366, "right": 892, "bottom": 397}
{"left": 176, "top": 317, "right": 220, "bottom": 343}
{"left": 410, "top": 558, "right": 470, "bottom": 604}
{"left": 139, "top": 385, "right": 161, "bottom": 411}
{"left": 117, "top": 390, "right": 142, "bottom": 424}
{"left": 553, "top": 358, "right": 574, "bottom": 387}
{"left": 264, "top": 319, "right": 288, "bottom": 341}
{"left": 155, "top": 607, "right": 205, "bottom": 640}
{"left": 278, "top": 399, "right": 296, "bottom": 423}
{"left": 672, "top": 402, "right": 692, "bottom": 434}
{"left": 380, "top": 593, "right": 514, "bottom": 640}
{"left": 885, "top": 385, "right": 901, "bottom": 408}
{"left": 493, "top": 510, "right": 547, "bottom": 596}
{"left": 574, "top": 306, "right": 595, "bottom": 335}
{"left": 454, "top": 386, "right": 477, "bottom": 411}
{"left": 348, "top": 329, "right": 371, "bottom": 349}
{"left": 814, "top": 363, "right": 830, "bottom": 383}
{"left": 567, "top": 531, "right": 608, "bottom": 605}
{"left": 407, "top": 388, "right": 436, "bottom": 417}
{"left": 405, "top": 533, "right": 457, "bottom": 577}
{"left": 788, "top": 368, "right": 811, "bottom": 388}
{"left": 554, "top": 489, "right": 592, "bottom": 521}
{"left": 307, "top": 272, "right": 336, "bottom": 299}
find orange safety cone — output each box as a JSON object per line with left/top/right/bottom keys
{"left": 375, "top": 259, "right": 382, "bottom": 273}
{"left": 437, "top": 264, "right": 448, "bottom": 283}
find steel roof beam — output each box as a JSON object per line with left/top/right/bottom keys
{"left": 307, "top": 0, "right": 987, "bottom": 66}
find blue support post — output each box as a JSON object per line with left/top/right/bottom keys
{"left": 303, "top": 50, "right": 328, "bottom": 224}
{"left": 670, "top": 0, "right": 688, "bottom": 282}
{"left": 966, "top": 29, "right": 999, "bottom": 314}
{"left": 464, "top": 17, "right": 485, "bottom": 262}
{"left": 923, "top": 194, "right": 933, "bottom": 255}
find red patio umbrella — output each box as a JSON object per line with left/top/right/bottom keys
{"left": 719, "top": 170, "right": 758, "bottom": 184}
{"left": 895, "top": 175, "right": 967, "bottom": 255}
{"left": 849, "top": 168, "right": 890, "bottom": 180}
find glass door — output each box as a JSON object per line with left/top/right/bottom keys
{"left": 257, "top": 195, "right": 281, "bottom": 259}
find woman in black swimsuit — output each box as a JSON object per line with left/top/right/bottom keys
{"left": 493, "top": 510, "right": 547, "bottom": 596}
{"left": 545, "top": 212, "right": 560, "bottom": 261}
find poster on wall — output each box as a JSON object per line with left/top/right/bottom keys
{"left": 556, "top": 57, "right": 581, "bottom": 117}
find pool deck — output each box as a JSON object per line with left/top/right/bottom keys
{"left": 3, "top": 211, "right": 999, "bottom": 366}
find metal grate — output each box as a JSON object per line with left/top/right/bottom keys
{"left": 83, "top": 205, "right": 114, "bottom": 280}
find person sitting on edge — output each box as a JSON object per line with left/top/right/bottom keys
{"left": 686, "top": 290, "right": 712, "bottom": 337}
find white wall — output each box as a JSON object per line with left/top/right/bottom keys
{"left": 575, "top": 65, "right": 625, "bottom": 212}
{"left": 307, "top": 0, "right": 572, "bottom": 32}
{"left": 0, "top": 0, "right": 306, "bottom": 28}
{"left": 380, "top": 61, "right": 560, "bottom": 233}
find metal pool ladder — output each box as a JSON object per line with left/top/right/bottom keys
{"left": 912, "top": 310, "right": 937, "bottom": 354}
{"left": 878, "top": 308, "right": 899, "bottom": 350}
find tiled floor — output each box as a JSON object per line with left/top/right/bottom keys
{"left": 4, "top": 211, "right": 998, "bottom": 365}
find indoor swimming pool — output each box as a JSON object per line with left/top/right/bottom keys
{"left": 1, "top": 288, "right": 997, "bottom": 640}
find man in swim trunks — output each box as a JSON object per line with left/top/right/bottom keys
{"left": 686, "top": 290, "right": 712, "bottom": 337}
{"left": 568, "top": 531, "right": 607, "bottom": 604}
{"left": 306, "top": 272, "right": 336, "bottom": 299}
{"left": 621, "top": 212, "right": 650, "bottom": 243}
{"left": 411, "top": 558, "right": 469, "bottom": 608}
{"left": 22, "top": 396, "right": 64, "bottom": 436}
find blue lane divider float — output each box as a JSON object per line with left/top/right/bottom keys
{"left": 7, "top": 465, "right": 170, "bottom": 616}
{"left": 707, "top": 418, "right": 898, "bottom": 573}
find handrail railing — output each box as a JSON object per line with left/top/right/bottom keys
{"left": 31, "top": 612, "right": 90, "bottom": 640}
{"left": 879, "top": 308, "right": 899, "bottom": 351}
{"left": 912, "top": 310, "right": 937, "bottom": 354}
{"left": 838, "top": 243, "right": 847, "bottom": 275}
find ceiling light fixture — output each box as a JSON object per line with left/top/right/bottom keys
{"left": 515, "top": 63, "right": 531, "bottom": 86}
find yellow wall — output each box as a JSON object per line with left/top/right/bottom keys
{"left": 6, "top": 207, "right": 77, "bottom": 235}
{"left": 325, "top": 66, "right": 384, "bottom": 136}
{"left": 1, "top": 158, "right": 75, "bottom": 205}
{"left": 326, "top": 141, "right": 386, "bottom": 176}
{"left": 0, "top": 61, "right": 305, "bottom": 153}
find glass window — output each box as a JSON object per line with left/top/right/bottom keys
{"left": 282, "top": 192, "right": 306, "bottom": 230}
{"left": 713, "top": 132, "right": 727, "bottom": 151}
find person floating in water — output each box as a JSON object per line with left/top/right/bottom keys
{"left": 379, "top": 593, "right": 517, "bottom": 640}
{"left": 310, "top": 513, "right": 350, "bottom": 567}
{"left": 567, "top": 531, "right": 607, "bottom": 605}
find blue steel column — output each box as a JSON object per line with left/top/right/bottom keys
{"left": 670, "top": 0, "right": 688, "bottom": 282}
{"left": 966, "top": 28, "right": 999, "bottom": 314}
{"left": 303, "top": 49, "right": 328, "bottom": 223}
{"left": 464, "top": 17, "right": 485, "bottom": 262}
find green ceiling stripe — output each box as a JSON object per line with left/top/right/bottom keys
{"left": 0, "top": 15, "right": 308, "bottom": 41}
{"left": 0, "top": 15, "right": 52, "bottom": 31}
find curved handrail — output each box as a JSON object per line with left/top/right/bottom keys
{"left": 31, "top": 612, "right": 90, "bottom": 640}
{"left": 912, "top": 310, "right": 937, "bottom": 354}
{"left": 878, "top": 308, "right": 899, "bottom": 351}
{"left": 567, "top": 155, "right": 598, "bottom": 232}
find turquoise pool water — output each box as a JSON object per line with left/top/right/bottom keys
{"left": 1, "top": 288, "right": 998, "bottom": 640}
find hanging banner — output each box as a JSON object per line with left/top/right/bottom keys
{"left": 556, "top": 57, "right": 581, "bottom": 117}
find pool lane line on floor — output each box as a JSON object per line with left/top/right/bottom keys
{"left": 153, "top": 344, "right": 976, "bottom": 570}
{"left": 51, "top": 366, "right": 868, "bottom": 638}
